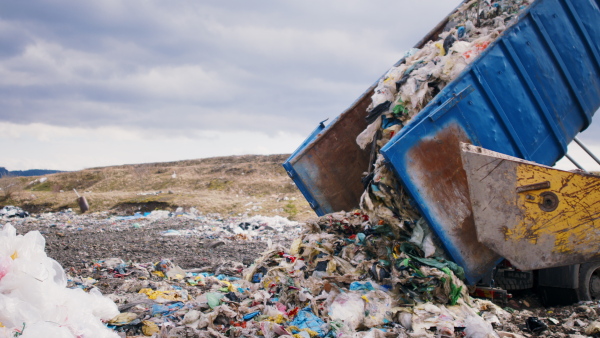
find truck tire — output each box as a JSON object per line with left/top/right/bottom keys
{"left": 493, "top": 268, "right": 534, "bottom": 290}
{"left": 578, "top": 262, "right": 600, "bottom": 301}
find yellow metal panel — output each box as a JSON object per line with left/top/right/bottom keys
{"left": 509, "top": 165, "right": 600, "bottom": 256}
{"left": 461, "top": 143, "right": 600, "bottom": 270}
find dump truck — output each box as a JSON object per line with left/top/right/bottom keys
{"left": 283, "top": 0, "right": 600, "bottom": 305}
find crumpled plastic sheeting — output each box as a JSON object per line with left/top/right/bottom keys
{"left": 288, "top": 307, "right": 328, "bottom": 336}
{"left": 0, "top": 223, "right": 119, "bottom": 338}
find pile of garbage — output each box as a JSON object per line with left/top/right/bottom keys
{"left": 4, "top": 213, "right": 600, "bottom": 337}
{"left": 357, "top": 0, "right": 533, "bottom": 229}
{"left": 1, "top": 214, "right": 508, "bottom": 337}
{"left": 0, "top": 205, "right": 30, "bottom": 219}
{"left": 11, "top": 208, "right": 301, "bottom": 242}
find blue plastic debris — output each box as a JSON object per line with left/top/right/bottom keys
{"left": 151, "top": 302, "right": 184, "bottom": 317}
{"left": 115, "top": 263, "right": 127, "bottom": 274}
{"left": 289, "top": 307, "right": 328, "bottom": 337}
{"left": 356, "top": 233, "right": 366, "bottom": 246}
{"left": 349, "top": 281, "right": 375, "bottom": 291}
{"left": 113, "top": 212, "right": 145, "bottom": 221}
{"left": 217, "top": 274, "right": 241, "bottom": 281}
{"left": 243, "top": 311, "right": 261, "bottom": 321}
{"left": 252, "top": 273, "right": 263, "bottom": 283}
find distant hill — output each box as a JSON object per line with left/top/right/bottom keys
{"left": 9, "top": 169, "right": 66, "bottom": 177}
{"left": 0, "top": 154, "right": 312, "bottom": 220}
{"left": 0, "top": 167, "right": 65, "bottom": 177}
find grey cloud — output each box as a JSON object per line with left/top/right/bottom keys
{"left": 0, "top": 0, "right": 462, "bottom": 137}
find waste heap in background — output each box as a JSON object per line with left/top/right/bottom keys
{"left": 0, "top": 205, "right": 29, "bottom": 219}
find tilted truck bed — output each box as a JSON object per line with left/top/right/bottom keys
{"left": 284, "top": 0, "right": 600, "bottom": 284}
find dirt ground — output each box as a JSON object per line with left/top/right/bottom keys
{"left": 6, "top": 212, "right": 600, "bottom": 337}
{"left": 22, "top": 215, "right": 269, "bottom": 271}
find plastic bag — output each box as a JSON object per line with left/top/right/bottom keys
{"left": 363, "top": 290, "right": 393, "bottom": 328}
{"left": 0, "top": 223, "right": 120, "bottom": 338}
{"left": 329, "top": 292, "right": 364, "bottom": 330}
{"left": 586, "top": 321, "right": 600, "bottom": 335}
{"left": 464, "top": 314, "right": 499, "bottom": 338}
{"left": 205, "top": 292, "right": 224, "bottom": 309}
{"left": 289, "top": 307, "right": 328, "bottom": 336}
{"left": 356, "top": 117, "right": 382, "bottom": 150}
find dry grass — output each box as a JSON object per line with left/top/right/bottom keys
{"left": 6, "top": 154, "right": 315, "bottom": 221}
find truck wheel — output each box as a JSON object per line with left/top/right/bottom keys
{"left": 578, "top": 262, "right": 600, "bottom": 301}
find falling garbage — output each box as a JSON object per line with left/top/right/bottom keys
{"left": 353, "top": 0, "right": 538, "bottom": 265}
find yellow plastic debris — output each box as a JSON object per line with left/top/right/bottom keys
{"left": 142, "top": 320, "right": 160, "bottom": 336}
{"left": 108, "top": 312, "right": 138, "bottom": 326}
{"left": 139, "top": 288, "right": 185, "bottom": 301}
{"left": 288, "top": 326, "right": 319, "bottom": 337}
{"left": 266, "top": 314, "right": 286, "bottom": 324}
{"left": 435, "top": 42, "right": 446, "bottom": 56}
{"left": 220, "top": 280, "right": 236, "bottom": 292}
{"left": 152, "top": 271, "right": 165, "bottom": 278}
{"left": 263, "top": 276, "right": 280, "bottom": 289}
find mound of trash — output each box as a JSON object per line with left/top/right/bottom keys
{"left": 0, "top": 206, "right": 29, "bottom": 219}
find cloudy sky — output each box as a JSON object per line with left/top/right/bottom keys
{"left": 0, "top": 0, "right": 598, "bottom": 172}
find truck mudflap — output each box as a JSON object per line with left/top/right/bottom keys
{"left": 461, "top": 143, "right": 600, "bottom": 271}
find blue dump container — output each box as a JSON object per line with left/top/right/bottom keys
{"left": 284, "top": 0, "right": 600, "bottom": 284}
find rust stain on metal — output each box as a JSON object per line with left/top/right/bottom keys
{"left": 293, "top": 90, "right": 372, "bottom": 213}
{"left": 516, "top": 181, "right": 551, "bottom": 193}
{"left": 407, "top": 123, "right": 499, "bottom": 275}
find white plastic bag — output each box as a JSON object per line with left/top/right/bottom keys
{"left": 329, "top": 292, "right": 364, "bottom": 330}
{"left": 0, "top": 223, "right": 120, "bottom": 338}
{"left": 464, "top": 314, "right": 499, "bottom": 338}
{"left": 363, "top": 290, "right": 393, "bottom": 328}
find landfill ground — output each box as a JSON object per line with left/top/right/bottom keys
{"left": 11, "top": 211, "right": 297, "bottom": 293}
{"left": 3, "top": 211, "right": 599, "bottom": 338}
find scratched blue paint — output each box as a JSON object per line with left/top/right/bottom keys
{"left": 283, "top": 120, "right": 330, "bottom": 215}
